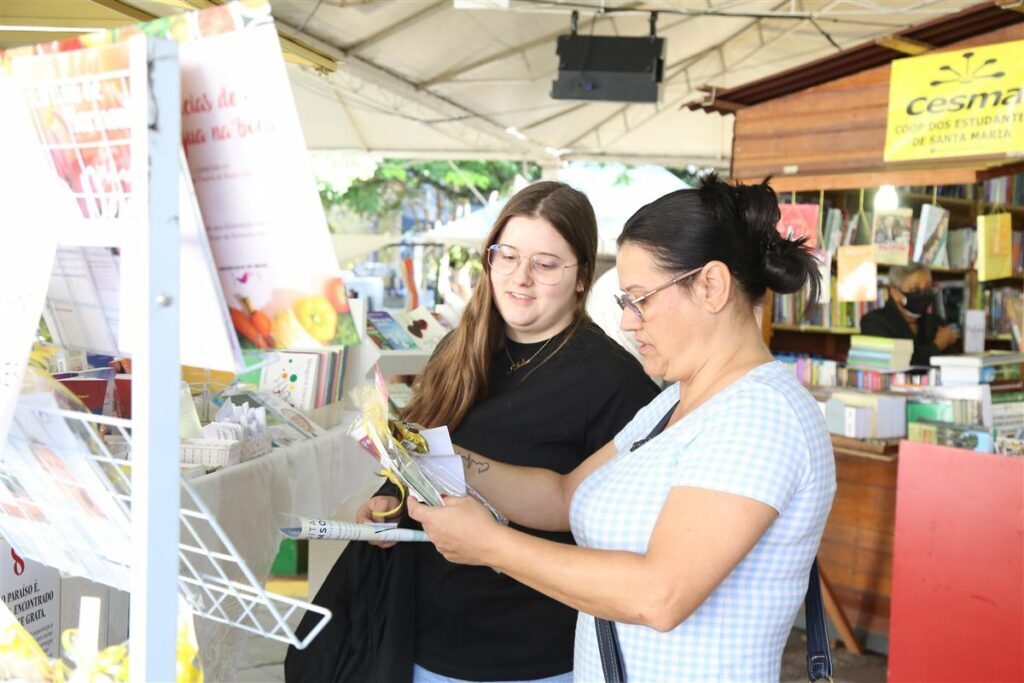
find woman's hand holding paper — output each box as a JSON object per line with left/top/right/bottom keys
{"left": 407, "top": 495, "right": 504, "bottom": 566}
{"left": 356, "top": 496, "right": 402, "bottom": 548}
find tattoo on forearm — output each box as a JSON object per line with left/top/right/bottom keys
{"left": 458, "top": 449, "right": 490, "bottom": 474}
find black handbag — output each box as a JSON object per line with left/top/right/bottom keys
{"left": 595, "top": 403, "right": 833, "bottom": 683}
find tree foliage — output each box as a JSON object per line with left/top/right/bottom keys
{"left": 321, "top": 159, "right": 541, "bottom": 231}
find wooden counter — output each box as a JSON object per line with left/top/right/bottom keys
{"left": 819, "top": 436, "right": 899, "bottom": 646}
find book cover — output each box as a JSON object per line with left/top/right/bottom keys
{"left": 822, "top": 208, "right": 845, "bottom": 257}
{"left": 56, "top": 378, "right": 110, "bottom": 415}
{"left": 977, "top": 213, "right": 1013, "bottom": 282}
{"left": 913, "top": 204, "right": 950, "bottom": 267}
{"left": 776, "top": 204, "right": 819, "bottom": 250}
{"left": 907, "top": 421, "right": 993, "bottom": 453}
{"left": 871, "top": 208, "right": 913, "bottom": 265}
{"left": 367, "top": 311, "right": 419, "bottom": 351}
{"left": 393, "top": 307, "right": 448, "bottom": 350}
{"left": 258, "top": 352, "right": 320, "bottom": 410}
{"left": 837, "top": 246, "right": 878, "bottom": 302}
{"left": 946, "top": 228, "right": 975, "bottom": 270}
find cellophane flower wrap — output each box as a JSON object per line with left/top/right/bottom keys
{"left": 347, "top": 384, "right": 507, "bottom": 524}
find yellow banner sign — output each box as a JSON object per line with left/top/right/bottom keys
{"left": 884, "top": 40, "right": 1024, "bottom": 162}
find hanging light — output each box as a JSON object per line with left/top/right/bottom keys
{"left": 873, "top": 184, "right": 899, "bottom": 211}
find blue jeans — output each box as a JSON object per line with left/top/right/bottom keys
{"left": 412, "top": 663, "right": 574, "bottom": 683}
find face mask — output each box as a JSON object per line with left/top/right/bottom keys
{"left": 901, "top": 289, "right": 934, "bottom": 317}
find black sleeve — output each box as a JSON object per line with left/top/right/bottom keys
{"left": 859, "top": 309, "right": 891, "bottom": 337}
{"left": 583, "top": 348, "right": 660, "bottom": 454}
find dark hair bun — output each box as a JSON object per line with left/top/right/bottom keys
{"left": 724, "top": 176, "right": 821, "bottom": 304}
{"left": 619, "top": 172, "right": 821, "bottom": 312}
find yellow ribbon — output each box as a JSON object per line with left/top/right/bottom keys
{"left": 372, "top": 468, "right": 406, "bottom": 518}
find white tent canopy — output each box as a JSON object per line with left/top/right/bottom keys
{"left": 423, "top": 162, "right": 688, "bottom": 254}
{"left": 0, "top": 1, "right": 979, "bottom": 168}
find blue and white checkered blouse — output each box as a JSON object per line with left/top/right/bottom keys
{"left": 570, "top": 361, "right": 835, "bottom": 682}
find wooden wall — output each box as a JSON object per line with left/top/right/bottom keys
{"left": 819, "top": 452, "right": 898, "bottom": 640}
{"left": 731, "top": 24, "right": 1024, "bottom": 187}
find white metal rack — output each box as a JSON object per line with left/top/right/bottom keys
{"left": 1, "top": 35, "right": 332, "bottom": 681}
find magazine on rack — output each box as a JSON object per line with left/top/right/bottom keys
{"left": 1, "top": 369, "right": 132, "bottom": 588}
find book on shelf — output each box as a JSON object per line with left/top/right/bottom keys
{"left": 822, "top": 208, "right": 844, "bottom": 257}
{"left": 929, "top": 351, "right": 1024, "bottom": 368}
{"left": 933, "top": 281, "right": 967, "bottom": 329}
{"left": 907, "top": 421, "right": 994, "bottom": 453}
{"left": 946, "top": 228, "right": 976, "bottom": 271}
{"left": 392, "top": 307, "right": 448, "bottom": 351}
{"left": 776, "top": 204, "right": 819, "bottom": 250}
{"left": 912, "top": 204, "right": 950, "bottom": 268}
{"left": 366, "top": 311, "right": 419, "bottom": 351}
{"left": 983, "top": 286, "right": 1023, "bottom": 339}
{"left": 55, "top": 376, "right": 111, "bottom": 415}
{"left": 775, "top": 352, "right": 937, "bottom": 391}
{"left": 871, "top": 208, "right": 913, "bottom": 266}
{"left": 258, "top": 352, "right": 320, "bottom": 411}
{"left": 907, "top": 384, "right": 993, "bottom": 428}
{"left": 837, "top": 245, "right": 877, "bottom": 302}
{"left": 825, "top": 391, "right": 906, "bottom": 439}
{"left": 976, "top": 213, "right": 1013, "bottom": 282}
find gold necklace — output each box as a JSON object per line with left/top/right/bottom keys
{"left": 505, "top": 336, "right": 553, "bottom": 375}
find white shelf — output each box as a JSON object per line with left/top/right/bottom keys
{"left": 379, "top": 348, "right": 432, "bottom": 376}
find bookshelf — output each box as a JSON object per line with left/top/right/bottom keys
{"left": 769, "top": 174, "right": 1023, "bottom": 360}
{"left": 714, "top": 14, "right": 1024, "bottom": 652}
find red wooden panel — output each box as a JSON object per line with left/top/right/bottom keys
{"left": 889, "top": 442, "right": 1024, "bottom": 683}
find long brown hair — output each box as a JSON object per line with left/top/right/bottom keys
{"left": 403, "top": 181, "right": 598, "bottom": 430}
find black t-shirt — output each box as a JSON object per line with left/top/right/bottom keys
{"left": 413, "top": 320, "right": 659, "bottom": 681}
{"left": 860, "top": 298, "right": 946, "bottom": 366}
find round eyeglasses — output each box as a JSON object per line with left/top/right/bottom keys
{"left": 487, "top": 244, "right": 578, "bottom": 285}
{"left": 613, "top": 267, "right": 703, "bottom": 322}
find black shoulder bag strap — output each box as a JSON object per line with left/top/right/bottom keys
{"left": 595, "top": 403, "right": 834, "bottom": 683}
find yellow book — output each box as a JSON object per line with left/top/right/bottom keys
{"left": 976, "top": 213, "right": 1012, "bottom": 282}
{"left": 837, "top": 245, "right": 877, "bottom": 302}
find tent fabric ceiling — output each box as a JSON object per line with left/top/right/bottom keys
{"left": 1, "top": 0, "right": 988, "bottom": 165}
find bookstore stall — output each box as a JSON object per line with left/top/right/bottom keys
{"left": 688, "top": 3, "right": 1023, "bottom": 680}
{"left": 0, "top": 2, "right": 444, "bottom": 680}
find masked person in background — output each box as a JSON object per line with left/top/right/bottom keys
{"left": 860, "top": 262, "right": 960, "bottom": 366}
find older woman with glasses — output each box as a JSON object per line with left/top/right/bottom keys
{"left": 287, "top": 181, "right": 658, "bottom": 683}
{"left": 407, "top": 173, "right": 836, "bottom": 682}
{"left": 860, "top": 261, "right": 960, "bottom": 366}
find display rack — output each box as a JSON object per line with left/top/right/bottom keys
{"left": 0, "top": 35, "right": 332, "bottom": 681}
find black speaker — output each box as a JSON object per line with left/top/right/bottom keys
{"left": 551, "top": 35, "right": 664, "bottom": 103}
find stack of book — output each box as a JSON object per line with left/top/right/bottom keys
{"left": 824, "top": 390, "right": 907, "bottom": 439}
{"left": 931, "top": 352, "right": 1024, "bottom": 439}
{"left": 847, "top": 335, "right": 915, "bottom": 372}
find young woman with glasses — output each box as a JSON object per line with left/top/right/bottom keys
{"left": 287, "top": 181, "right": 658, "bottom": 683}
{"left": 860, "top": 261, "right": 960, "bottom": 366}
{"left": 407, "top": 173, "right": 837, "bottom": 682}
